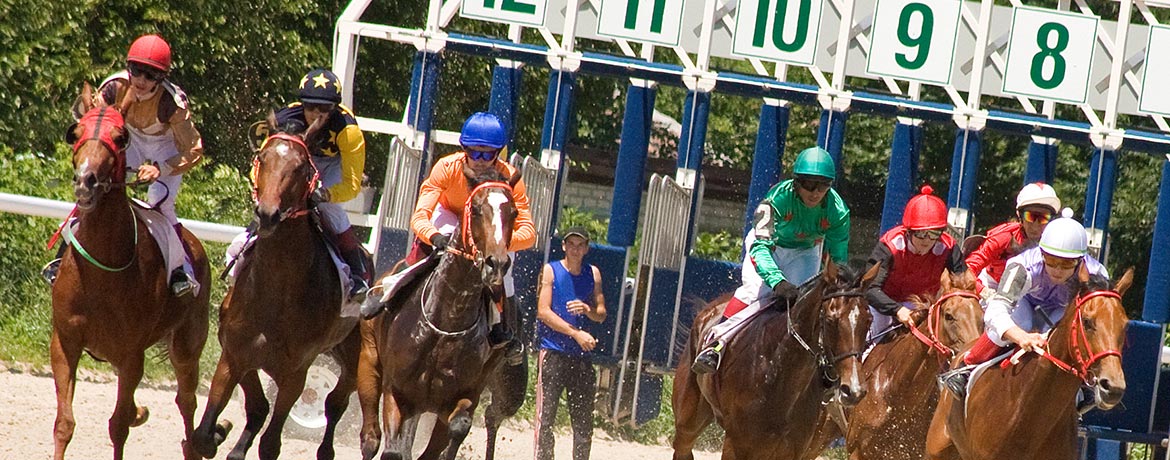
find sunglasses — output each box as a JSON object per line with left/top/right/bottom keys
{"left": 303, "top": 102, "right": 336, "bottom": 113}
{"left": 796, "top": 178, "right": 832, "bottom": 193}
{"left": 1042, "top": 254, "right": 1080, "bottom": 271}
{"left": 128, "top": 63, "right": 165, "bottom": 82}
{"left": 467, "top": 149, "right": 500, "bottom": 162}
{"left": 911, "top": 229, "right": 944, "bottom": 240}
{"left": 1020, "top": 210, "right": 1054, "bottom": 225}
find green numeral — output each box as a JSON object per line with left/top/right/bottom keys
{"left": 1030, "top": 22, "right": 1069, "bottom": 90}
{"left": 752, "top": 0, "right": 812, "bottom": 52}
{"left": 894, "top": 3, "right": 934, "bottom": 70}
{"left": 624, "top": 0, "right": 668, "bottom": 33}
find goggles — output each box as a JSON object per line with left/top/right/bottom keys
{"left": 796, "top": 178, "right": 832, "bottom": 193}
{"left": 910, "top": 229, "right": 944, "bottom": 240}
{"left": 1020, "top": 210, "right": 1054, "bottom": 225}
{"left": 467, "top": 148, "right": 501, "bottom": 162}
{"left": 1042, "top": 253, "right": 1080, "bottom": 271}
{"left": 128, "top": 63, "right": 165, "bottom": 82}
{"left": 303, "top": 102, "right": 336, "bottom": 113}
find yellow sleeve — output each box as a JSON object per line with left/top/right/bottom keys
{"left": 328, "top": 124, "right": 366, "bottom": 203}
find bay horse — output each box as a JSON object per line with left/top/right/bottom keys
{"left": 925, "top": 267, "right": 1134, "bottom": 460}
{"left": 51, "top": 84, "right": 211, "bottom": 460}
{"left": 189, "top": 114, "right": 362, "bottom": 460}
{"left": 801, "top": 269, "right": 984, "bottom": 460}
{"left": 357, "top": 171, "right": 519, "bottom": 460}
{"left": 672, "top": 261, "right": 878, "bottom": 460}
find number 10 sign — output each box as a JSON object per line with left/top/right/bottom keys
{"left": 866, "top": 0, "right": 962, "bottom": 85}
{"left": 1003, "top": 7, "right": 1098, "bottom": 105}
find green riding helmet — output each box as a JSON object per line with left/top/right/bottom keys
{"left": 792, "top": 146, "right": 836, "bottom": 181}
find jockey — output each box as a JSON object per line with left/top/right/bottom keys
{"left": 965, "top": 183, "right": 1061, "bottom": 296}
{"left": 940, "top": 209, "right": 1108, "bottom": 408}
{"left": 408, "top": 111, "right": 536, "bottom": 364}
{"left": 865, "top": 186, "right": 967, "bottom": 342}
{"left": 273, "top": 68, "right": 370, "bottom": 302}
{"left": 43, "top": 34, "right": 203, "bottom": 297}
{"left": 691, "top": 146, "right": 851, "bottom": 374}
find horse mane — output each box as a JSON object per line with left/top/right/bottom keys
{"left": 466, "top": 165, "right": 507, "bottom": 187}
{"left": 1072, "top": 272, "right": 1114, "bottom": 297}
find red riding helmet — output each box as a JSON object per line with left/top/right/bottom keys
{"left": 903, "top": 185, "right": 948, "bottom": 230}
{"left": 127, "top": 34, "right": 172, "bottom": 72}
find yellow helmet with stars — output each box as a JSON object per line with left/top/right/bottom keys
{"left": 298, "top": 68, "right": 342, "bottom": 104}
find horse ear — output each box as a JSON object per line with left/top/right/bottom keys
{"left": 1077, "top": 260, "right": 1091, "bottom": 284}
{"left": 64, "top": 122, "right": 81, "bottom": 145}
{"left": 1115, "top": 267, "right": 1135, "bottom": 296}
{"left": 303, "top": 113, "right": 327, "bottom": 143}
{"left": 823, "top": 258, "right": 839, "bottom": 284}
{"left": 939, "top": 269, "right": 953, "bottom": 292}
{"left": 71, "top": 82, "right": 95, "bottom": 121}
{"left": 961, "top": 235, "right": 986, "bottom": 257}
{"left": 265, "top": 110, "right": 278, "bottom": 132}
{"left": 508, "top": 170, "right": 522, "bottom": 188}
{"left": 861, "top": 262, "right": 881, "bottom": 287}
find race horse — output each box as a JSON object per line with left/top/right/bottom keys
{"left": 672, "top": 261, "right": 878, "bottom": 460}
{"left": 51, "top": 84, "right": 211, "bottom": 459}
{"left": 190, "top": 114, "right": 362, "bottom": 460}
{"left": 925, "top": 267, "right": 1134, "bottom": 460}
{"left": 802, "top": 269, "right": 984, "bottom": 460}
{"left": 357, "top": 171, "right": 520, "bottom": 460}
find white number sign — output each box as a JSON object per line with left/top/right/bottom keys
{"left": 866, "top": 0, "right": 962, "bottom": 85}
{"left": 730, "top": 0, "right": 825, "bottom": 66}
{"left": 1139, "top": 25, "right": 1170, "bottom": 116}
{"left": 597, "top": 0, "right": 687, "bottom": 46}
{"left": 1002, "top": 7, "right": 1099, "bottom": 104}
{"left": 461, "top": 0, "right": 548, "bottom": 28}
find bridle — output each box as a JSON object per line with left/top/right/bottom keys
{"left": 787, "top": 283, "right": 868, "bottom": 384}
{"left": 907, "top": 290, "right": 982, "bottom": 361}
{"left": 72, "top": 107, "right": 130, "bottom": 196}
{"left": 1032, "top": 290, "right": 1123, "bottom": 384}
{"left": 445, "top": 181, "right": 514, "bottom": 265}
{"left": 251, "top": 133, "right": 320, "bottom": 221}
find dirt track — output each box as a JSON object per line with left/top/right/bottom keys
{"left": 0, "top": 364, "right": 721, "bottom": 459}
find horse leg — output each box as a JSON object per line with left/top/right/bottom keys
{"left": 420, "top": 414, "right": 452, "bottom": 460}
{"left": 226, "top": 370, "right": 269, "bottom": 460}
{"left": 109, "top": 355, "right": 146, "bottom": 460}
{"left": 484, "top": 358, "right": 527, "bottom": 460}
{"left": 381, "top": 392, "right": 414, "bottom": 460}
{"left": 924, "top": 396, "right": 959, "bottom": 460}
{"left": 671, "top": 364, "right": 714, "bottom": 460}
{"left": 170, "top": 315, "right": 208, "bottom": 460}
{"left": 192, "top": 358, "right": 244, "bottom": 458}
{"left": 50, "top": 331, "right": 82, "bottom": 460}
{"left": 256, "top": 369, "right": 310, "bottom": 460}
{"left": 358, "top": 321, "right": 384, "bottom": 460}
{"left": 318, "top": 331, "right": 361, "bottom": 460}
{"left": 435, "top": 398, "right": 475, "bottom": 460}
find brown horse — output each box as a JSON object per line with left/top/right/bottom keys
{"left": 189, "top": 115, "right": 362, "bottom": 460}
{"left": 51, "top": 85, "right": 211, "bottom": 460}
{"left": 802, "top": 270, "right": 984, "bottom": 460}
{"left": 925, "top": 267, "right": 1134, "bottom": 460}
{"left": 672, "top": 261, "right": 878, "bottom": 460}
{"left": 357, "top": 173, "right": 519, "bottom": 460}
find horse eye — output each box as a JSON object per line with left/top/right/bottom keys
{"left": 944, "top": 313, "right": 956, "bottom": 321}
{"left": 1083, "top": 318, "right": 1096, "bottom": 331}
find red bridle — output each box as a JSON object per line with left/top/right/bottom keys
{"left": 908, "top": 290, "right": 981, "bottom": 359}
{"left": 251, "top": 133, "right": 320, "bottom": 220}
{"left": 1035, "top": 290, "right": 1123, "bottom": 384}
{"left": 454, "top": 181, "right": 514, "bottom": 261}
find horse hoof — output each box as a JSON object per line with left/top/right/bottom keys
{"left": 132, "top": 406, "right": 150, "bottom": 427}
{"left": 190, "top": 432, "right": 219, "bottom": 459}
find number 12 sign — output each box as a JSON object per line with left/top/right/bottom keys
{"left": 1002, "top": 7, "right": 1098, "bottom": 105}
{"left": 866, "top": 0, "right": 962, "bottom": 85}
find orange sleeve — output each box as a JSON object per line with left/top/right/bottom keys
{"left": 410, "top": 159, "right": 455, "bottom": 244}
{"left": 509, "top": 175, "right": 537, "bottom": 251}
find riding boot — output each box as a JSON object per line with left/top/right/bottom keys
{"left": 170, "top": 224, "right": 197, "bottom": 297}
{"left": 488, "top": 297, "right": 522, "bottom": 364}
{"left": 42, "top": 243, "right": 68, "bottom": 285}
{"left": 692, "top": 340, "right": 725, "bottom": 374}
{"left": 938, "top": 364, "right": 976, "bottom": 398}
{"left": 336, "top": 228, "right": 370, "bottom": 304}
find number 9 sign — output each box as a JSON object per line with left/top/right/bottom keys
{"left": 866, "top": 0, "right": 962, "bottom": 85}
{"left": 1003, "top": 7, "right": 1098, "bottom": 104}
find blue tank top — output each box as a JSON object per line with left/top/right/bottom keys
{"left": 537, "top": 260, "right": 595, "bottom": 356}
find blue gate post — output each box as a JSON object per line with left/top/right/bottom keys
{"left": 742, "top": 100, "right": 789, "bottom": 241}
{"left": 539, "top": 66, "right": 578, "bottom": 243}
{"left": 1143, "top": 159, "right": 1170, "bottom": 323}
{"left": 1024, "top": 137, "right": 1058, "bottom": 185}
{"left": 678, "top": 89, "right": 712, "bottom": 254}
{"left": 1083, "top": 147, "right": 1119, "bottom": 263}
{"left": 947, "top": 122, "right": 984, "bottom": 237}
{"left": 880, "top": 119, "right": 923, "bottom": 234}
{"left": 817, "top": 109, "right": 850, "bottom": 183}
{"left": 488, "top": 62, "right": 523, "bottom": 145}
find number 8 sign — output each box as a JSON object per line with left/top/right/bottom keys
{"left": 1003, "top": 7, "right": 1098, "bottom": 105}
{"left": 866, "top": 0, "right": 962, "bottom": 85}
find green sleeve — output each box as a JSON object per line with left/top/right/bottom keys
{"left": 748, "top": 198, "right": 787, "bottom": 288}
{"left": 825, "top": 200, "right": 851, "bottom": 264}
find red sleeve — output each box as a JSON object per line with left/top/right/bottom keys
{"left": 965, "top": 230, "right": 1012, "bottom": 276}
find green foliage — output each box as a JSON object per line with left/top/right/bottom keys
{"left": 693, "top": 230, "right": 743, "bottom": 262}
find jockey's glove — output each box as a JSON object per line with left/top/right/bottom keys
{"left": 310, "top": 187, "right": 332, "bottom": 205}
{"left": 773, "top": 280, "right": 799, "bottom": 302}
{"left": 430, "top": 234, "right": 450, "bottom": 251}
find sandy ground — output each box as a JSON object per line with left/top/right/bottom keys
{"left": 0, "top": 364, "right": 724, "bottom": 460}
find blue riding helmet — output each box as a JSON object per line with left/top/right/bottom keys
{"left": 459, "top": 112, "right": 508, "bottom": 149}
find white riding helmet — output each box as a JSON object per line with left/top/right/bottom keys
{"left": 1016, "top": 182, "right": 1061, "bottom": 213}
{"left": 1039, "top": 208, "right": 1088, "bottom": 259}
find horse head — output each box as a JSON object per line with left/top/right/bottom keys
{"left": 458, "top": 169, "right": 520, "bottom": 291}
{"left": 818, "top": 260, "right": 877, "bottom": 406}
{"left": 251, "top": 111, "right": 326, "bottom": 236}
{"left": 1061, "top": 266, "right": 1133, "bottom": 411}
{"left": 66, "top": 83, "right": 129, "bottom": 211}
{"left": 933, "top": 269, "right": 984, "bottom": 349}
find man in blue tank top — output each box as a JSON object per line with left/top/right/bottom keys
{"left": 534, "top": 226, "right": 607, "bottom": 460}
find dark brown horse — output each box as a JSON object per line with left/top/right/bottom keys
{"left": 190, "top": 115, "right": 362, "bottom": 460}
{"left": 802, "top": 270, "right": 984, "bottom": 460}
{"left": 357, "top": 174, "right": 519, "bottom": 460}
{"left": 925, "top": 267, "right": 1134, "bottom": 460}
{"left": 51, "top": 84, "right": 211, "bottom": 460}
{"left": 672, "top": 261, "right": 878, "bottom": 460}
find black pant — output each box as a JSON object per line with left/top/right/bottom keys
{"left": 534, "top": 349, "right": 596, "bottom": 460}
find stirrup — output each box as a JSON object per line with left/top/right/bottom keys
{"left": 349, "top": 278, "right": 369, "bottom": 304}
{"left": 938, "top": 365, "right": 973, "bottom": 398}
{"left": 41, "top": 258, "right": 62, "bottom": 285}
{"left": 502, "top": 341, "right": 525, "bottom": 366}
{"left": 692, "top": 344, "right": 723, "bottom": 375}
{"left": 170, "top": 269, "right": 195, "bottom": 297}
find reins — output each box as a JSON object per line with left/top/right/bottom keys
{"left": 1024, "top": 290, "right": 1123, "bottom": 384}
{"left": 907, "top": 290, "right": 981, "bottom": 360}
{"left": 787, "top": 285, "right": 868, "bottom": 384}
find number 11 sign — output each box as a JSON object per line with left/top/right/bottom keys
{"left": 866, "top": 0, "right": 962, "bottom": 85}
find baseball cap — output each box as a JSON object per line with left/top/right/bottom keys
{"left": 562, "top": 226, "right": 591, "bottom": 241}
